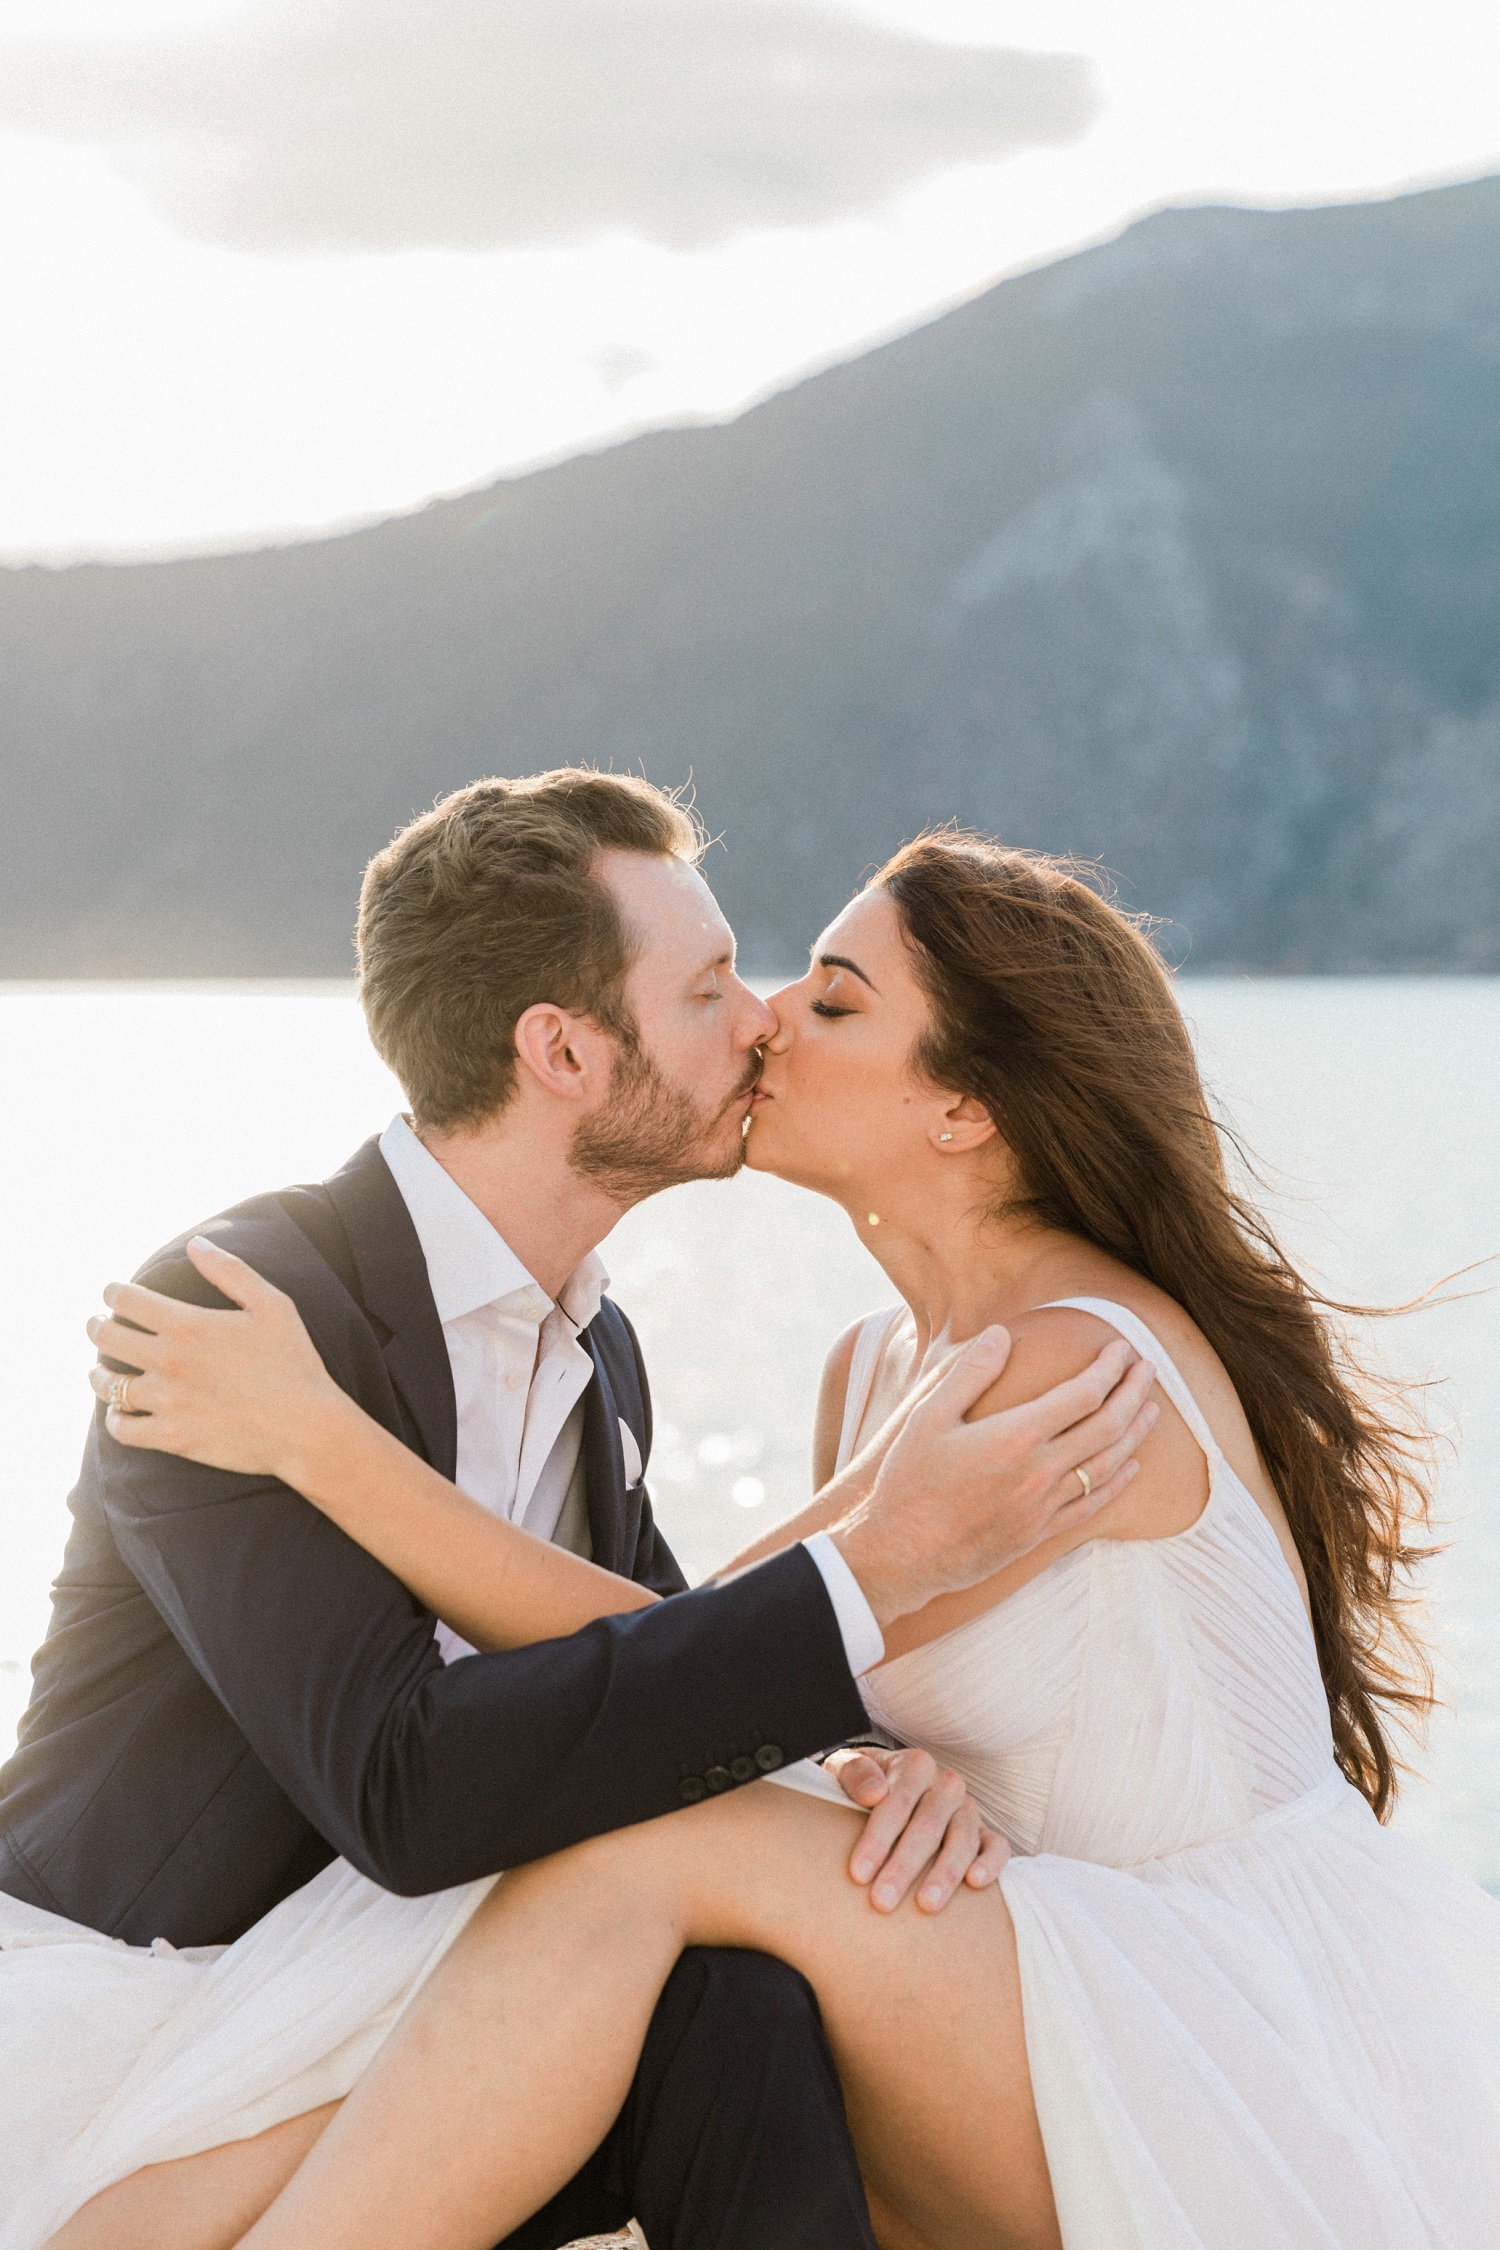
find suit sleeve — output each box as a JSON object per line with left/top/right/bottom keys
{"left": 99, "top": 1252, "right": 867, "bottom": 1893}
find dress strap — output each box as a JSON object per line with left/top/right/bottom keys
{"left": 835, "top": 1308, "right": 903, "bottom": 1473}
{"left": 1038, "top": 1297, "right": 1222, "bottom": 1464}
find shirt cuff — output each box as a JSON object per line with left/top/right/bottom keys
{"left": 802, "top": 1532, "right": 886, "bottom": 1678}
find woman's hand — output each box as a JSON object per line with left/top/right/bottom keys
{"left": 88, "top": 1238, "right": 659, "bottom": 1649}
{"left": 87, "top": 1236, "right": 346, "bottom": 1482}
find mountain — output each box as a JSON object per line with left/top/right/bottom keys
{"left": 4, "top": 173, "right": 1499, "bottom": 975}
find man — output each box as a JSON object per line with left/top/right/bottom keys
{"left": 0, "top": 770, "right": 1150, "bottom": 2250}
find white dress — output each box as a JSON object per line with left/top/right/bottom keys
{"left": 832, "top": 1300, "right": 1500, "bottom": 2247}
{"left": 3, "top": 1297, "right": 1498, "bottom": 2245}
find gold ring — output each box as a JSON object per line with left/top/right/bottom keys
{"left": 109, "top": 1375, "right": 134, "bottom": 1414}
{"left": 1074, "top": 1464, "right": 1092, "bottom": 1501}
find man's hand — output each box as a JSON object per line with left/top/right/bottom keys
{"left": 826, "top": 1744, "right": 1010, "bottom": 1913}
{"left": 831, "top": 1328, "right": 1159, "bottom": 1626}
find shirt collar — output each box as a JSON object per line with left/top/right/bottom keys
{"left": 378, "top": 1114, "right": 608, "bottom": 1333}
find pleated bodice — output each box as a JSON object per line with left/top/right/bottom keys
{"left": 841, "top": 1299, "right": 1337, "bottom": 1865}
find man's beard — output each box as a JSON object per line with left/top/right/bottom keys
{"left": 570, "top": 1034, "right": 759, "bottom": 1206}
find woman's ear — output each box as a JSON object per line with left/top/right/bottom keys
{"left": 932, "top": 1094, "right": 996, "bottom": 1153}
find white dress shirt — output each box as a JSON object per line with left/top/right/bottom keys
{"left": 378, "top": 1114, "right": 884, "bottom": 1677}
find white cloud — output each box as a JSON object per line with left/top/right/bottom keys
{"left": 590, "top": 344, "right": 658, "bottom": 390}
{"left": 2, "top": 0, "right": 1498, "bottom": 558}
{"left": 0, "top": 0, "right": 1096, "bottom": 253}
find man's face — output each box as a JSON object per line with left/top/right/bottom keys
{"left": 569, "top": 850, "right": 776, "bottom": 1205}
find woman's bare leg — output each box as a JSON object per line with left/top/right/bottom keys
{"left": 234, "top": 1785, "right": 1056, "bottom": 2250}
{"left": 42, "top": 2106, "right": 339, "bottom": 2250}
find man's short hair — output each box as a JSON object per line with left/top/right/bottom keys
{"left": 357, "top": 769, "right": 704, "bottom": 1130}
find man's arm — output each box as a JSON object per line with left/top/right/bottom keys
{"left": 91, "top": 1237, "right": 1158, "bottom": 1894}
{"left": 96, "top": 1233, "right": 867, "bottom": 1894}
{"left": 100, "top": 1416, "right": 867, "bottom": 1889}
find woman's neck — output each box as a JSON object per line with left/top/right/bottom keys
{"left": 846, "top": 1172, "right": 1089, "bottom": 1359}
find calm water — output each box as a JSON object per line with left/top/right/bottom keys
{"left": 2, "top": 981, "right": 1496, "bottom": 1878}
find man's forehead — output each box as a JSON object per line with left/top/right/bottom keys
{"left": 674, "top": 868, "right": 737, "bottom": 968}
{"left": 605, "top": 849, "right": 736, "bottom": 967}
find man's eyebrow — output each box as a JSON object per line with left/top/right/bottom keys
{"left": 818, "top": 952, "right": 877, "bottom": 992}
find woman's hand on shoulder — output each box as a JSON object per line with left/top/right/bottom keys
{"left": 87, "top": 1236, "right": 347, "bottom": 1481}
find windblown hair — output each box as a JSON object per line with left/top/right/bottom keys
{"left": 878, "top": 831, "right": 1436, "bottom": 1818}
{"left": 358, "top": 769, "right": 703, "bottom": 1130}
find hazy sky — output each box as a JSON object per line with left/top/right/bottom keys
{"left": 3, "top": 0, "right": 1498, "bottom": 560}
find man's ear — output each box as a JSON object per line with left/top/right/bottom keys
{"left": 512, "top": 1003, "right": 610, "bottom": 1102}
{"left": 933, "top": 1093, "right": 997, "bottom": 1153}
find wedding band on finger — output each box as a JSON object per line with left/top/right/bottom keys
{"left": 1073, "top": 1464, "right": 1092, "bottom": 1501}
{"left": 108, "top": 1375, "right": 135, "bottom": 1415}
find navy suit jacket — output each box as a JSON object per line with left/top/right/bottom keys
{"left": 0, "top": 1137, "right": 867, "bottom": 1947}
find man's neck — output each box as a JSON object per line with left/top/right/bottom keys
{"left": 413, "top": 1112, "right": 626, "bottom": 1300}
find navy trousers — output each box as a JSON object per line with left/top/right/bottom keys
{"left": 495, "top": 1947, "right": 878, "bottom": 2250}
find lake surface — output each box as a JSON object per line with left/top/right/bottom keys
{"left": 2, "top": 980, "right": 1496, "bottom": 1879}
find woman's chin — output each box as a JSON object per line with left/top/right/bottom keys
{"left": 742, "top": 1120, "right": 777, "bottom": 1175}
{"left": 743, "top": 1113, "right": 801, "bottom": 1180}
{"left": 743, "top": 1120, "right": 844, "bottom": 1199}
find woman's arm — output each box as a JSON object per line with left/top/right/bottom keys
{"left": 89, "top": 1237, "right": 656, "bottom": 1653}
{"left": 265, "top": 1393, "right": 657, "bottom": 1651}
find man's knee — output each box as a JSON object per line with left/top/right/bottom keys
{"left": 655, "top": 1945, "right": 825, "bottom": 2060}
{"left": 681, "top": 1943, "right": 820, "bottom": 2020}
{"left": 628, "top": 1949, "right": 873, "bottom": 2249}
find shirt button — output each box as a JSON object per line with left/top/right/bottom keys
{"left": 703, "top": 1766, "right": 733, "bottom": 1793}
{"left": 754, "top": 1744, "right": 785, "bottom": 1773}
{"left": 505, "top": 1369, "right": 525, "bottom": 1391}
{"left": 729, "top": 1755, "right": 757, "bottom": 1784}
{"left": 678, "top": 1776, "right": 708, "bottom": 1805}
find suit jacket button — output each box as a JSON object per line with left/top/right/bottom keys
{"left": 678, "top": 1775, "right": 708, "bottom": 1804}
{"left": 754, "top": 1744, "right": 785, "bottom": 1773}
{"left": 729, "top": 1755, "right": 757, "bottom": 1783}
{"left": 704, "top": 1765, "right": 732, "bottom": 1793}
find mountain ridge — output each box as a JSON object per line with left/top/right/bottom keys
{"left": 3, "top": 172, "right": 1498, "bottom": 974}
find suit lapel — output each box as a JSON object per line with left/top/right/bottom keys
{"left": 322, "top": 1138, "right": 642, "bottom": 1569}
{"left": 581, "top": 1329, "right": 634, "bottom": 1577}
{"left": 323, "top": 1138, "right": 458, "bottom": 1480}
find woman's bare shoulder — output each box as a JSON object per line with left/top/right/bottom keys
{"left": 970, "top": 1303, "right": 1211, "bottom": 1545}
{"left": 811, "top": 1315, "right": 879, "bottom": 1491}
{"left": 1014, "top": 1274, "right": 1275, "bottom": 1501}
{"left": 983, "top": 1280, "right": 1299, "bottom": 1575}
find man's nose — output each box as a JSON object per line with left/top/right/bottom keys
{"left": 739, "top": 982, "right": 780, "bottom": 1048}
{"left": 757, "top": 984, "right": 794, "bottom": 1052}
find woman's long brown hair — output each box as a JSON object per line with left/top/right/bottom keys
{"left": 879, "top": 831, "right": 1436, "bottom": 1818}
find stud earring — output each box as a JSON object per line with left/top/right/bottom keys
{"left": 938, "top": 1132, "right": 954, "bottom": 1142}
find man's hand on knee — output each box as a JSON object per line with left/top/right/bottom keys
{"left": 826, "top": 1745, "right": 1010, "bottom": 1915}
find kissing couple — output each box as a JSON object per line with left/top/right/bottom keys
{"left": 3, "top": 769, "right": 1499, "bottom": 2250}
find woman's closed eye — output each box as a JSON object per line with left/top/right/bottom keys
{"left": 810, "top": 999, "right": 855, "bottom": 1019}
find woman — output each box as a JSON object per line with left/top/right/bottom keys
{"left": 10, "top": 833, "right": 1499, "bottom": 2250}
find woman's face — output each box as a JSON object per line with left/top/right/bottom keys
{"left": 745, "top": 886, "right": 960, "bottom": 1208}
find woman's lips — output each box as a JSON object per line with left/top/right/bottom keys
{"left": 747, "top": 1086, "right": 772, "bottom": 1109}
